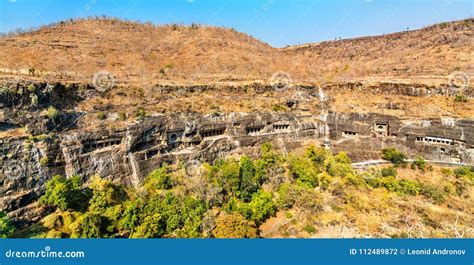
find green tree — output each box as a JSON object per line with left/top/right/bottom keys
{"left": 326, "top": 157, "right": 353, "bottom": 177}
{"left": 260, "top": 142, "right": 277, "bottom": 167}
{"left": 141, "top": 192, "right": 207, "bottom": 238}
{"left": 77, "top": 212, "right": 103, "bottom": 238}
{"left": 246, "top": 190, "right": 276, "bottom": 224}
{"left": 144, "top": 165, "right": 173, "bottom": 191}
{"left": 88, "top": 176, "right": 127, "bottom": 213}
{"left": 119, "top": 200, "right": 142, "bottom": 234}
{"left": 306, "top": 146, "right": 330, "bottom": 166}
{"left": 382, "top": 147, "right": 407, "bottom": 166}
{"left": 239, "top": 156, "right": 258, "bottom": 201}
{"left": 131, "top": 214, "right": 165, "bottom": 238}
{"left": 334, "top": 152, "right": 351, "bottom": 164}
{"left": 218, "top": 159, "right": 241, "bottom": 196}
{"left": 40, "top": 175, "right": 90, "bottom": 211}
{"left": 0, "top": 211, "right": 15, "bottom": 238}
{"left": 288, "top": 155, "right": 319, "bottom": 188}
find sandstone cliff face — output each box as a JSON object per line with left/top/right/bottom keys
{"left": 0, "top": 80, "right": 472, "bottom": 225}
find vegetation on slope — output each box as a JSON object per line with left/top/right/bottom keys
{"left": 13, "top": 144, "right": 473, "bottom": 239}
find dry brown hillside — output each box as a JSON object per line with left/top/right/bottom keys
{"left": 0, "top": 17, "right": 472, "bottom": 85}
{"left": 285, "top": 18, "right": 473, "bottom": 83}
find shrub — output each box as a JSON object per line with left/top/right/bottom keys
{"left": 421, "top": 185, "right": 446, "bottom": 204}
{"left": 288, "top": 155, "right": 319, "bottom": 188}
{"left": 76, "top": 213, "right": 103, "bottom": 238}
{"left": 411, "top": 156, "right": 426, "bottom": 171}
{"left": 144, "top": 165, "right": 173, "bottom": 190}
{"left": 306, "top": 146, "right": 329, "bottom": 166}
{"left": 344, "top": 174, "right": 366, "bottom": 188}
{"left": 39, "top": 156, "right": 49, "bottom": 167}
{"left": 365, "top": 175, "right": 383, "bottom": 189}
{"left": 118, "top": 112, "right": 126, "bottom": 121}
{"left": 46, "top": 106, "right": 59, "bottom": 121}
{"left": 27, "top": 84, "right": 36, "bottom": 92}
{"left": 326, "top": 158, "right": 353, "bottom": 177}
{"left": 454, "top": 94, "right": 467, "bottom": 102}
{"left": 318, "top": 172, "right": 333, "bottom": 190}
{"left": 441, "top": 168, "right": 453, "bottom": 176}
{"left": 454, "top": 166, "right": 474, "bottom": 182}
{"left": 271, "top": 104, "right": 286, "bottom": 112}
{"left": 131, "top": 214, "right": 165, "bottom": 238}
{"left": 381, "top": 166, "right": 397, "bottom": 177}
{"left": 96, "top": 111, "right": 106, "bottom": 120}
{"left": 334, "top": 152, "right": 351, "bottom": 164}
{"left": 0, "top": 211, "right": 15, "bottom": 238}
{"left": 381, "top": 147, "right": 407, "bottom": 166}
{"left": 277, "top": 184, "right": 323, "bottom": 212}
{"left": 303, "top": 224, "right": 316, "bottom": 234}
{"left": 380, "top": 176, "right": 401, "bottom": 192}
{"left": 135, "top": 108, "right": 146, "bottom": 118}
{"left": 398, "top": 179, "right": 422, "bottom": 195}
{"left": 212, "top": 213, "right": 257, "bottom": 238}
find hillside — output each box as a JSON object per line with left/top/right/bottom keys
{"left": 284, "top": 19, "right": 473, "bottom": 82}
{"left": 0, "top": 17, "right": 472, "bottom": 85}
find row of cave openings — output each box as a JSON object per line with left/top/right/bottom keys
{"left": 340, "top": 121, "right": 459, "bottom": 148}
{"left": 82, "top": 123, "right": 293, "bottom": 155}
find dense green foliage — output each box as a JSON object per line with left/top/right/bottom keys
{"left": 144, "top": 165, "right": 173, "bottom": 190}
{"left": 411, "top": 156, "right": 427, "bottom": 171}
{"left": 0, "top": 211, "right": 15, "bottom": 238}
{"left": 381, "top": 147, "right": 407, "bottom": 166}
{"left": 33, "top": 143, "right": 472, "bottom": 238}
{"left": 40, "top": 175, "right": 91, "bottom": 211}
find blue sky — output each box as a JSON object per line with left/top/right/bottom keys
{"left": 0, "top": 0, "right": 471, "bottom": 47}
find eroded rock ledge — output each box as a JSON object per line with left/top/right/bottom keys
{"left": 0, "top": 80, "right": 472, "bottom": 225}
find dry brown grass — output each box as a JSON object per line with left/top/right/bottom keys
{"left": 0, "top": 17, "right": 472, "bottom": 85}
